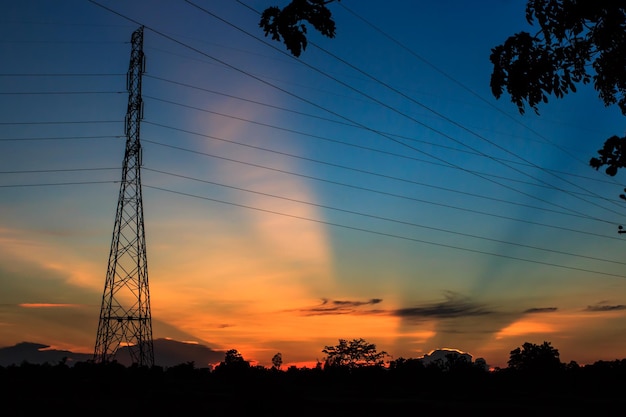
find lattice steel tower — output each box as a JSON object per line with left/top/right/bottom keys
{"left": 94, "top": 26, "right": 154, "bottom": 367}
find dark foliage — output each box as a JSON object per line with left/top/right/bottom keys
{"left": 213, "top": 348, "right": 251, "bottom": 376}
{"left": 490, "top": 1, "right": 626, "bottom": 116}
{"left": 590, "top": 134, "right": 626, "bottom": 176}
{"left": 259, "top": 0, "right": 339, "bottom": 57}
{"left": 271, "top": 351, "right": 283, "bottom": 370}
{"left": 322, "top": 338, "right": 389, "bottom": 369}
{"left": 3, "top": 354, "right": 626, "bottom": 415}
{"left": 507, "top": 341, "right": 563, "bottom": 373}
{"left": 490, "top": 1, "right": 626, "bottom": 177}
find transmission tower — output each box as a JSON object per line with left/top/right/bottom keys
{"left": 94, "top": 26, "right": 154, "bottom": 367}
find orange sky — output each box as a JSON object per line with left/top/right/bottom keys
{"left": 3, "top": 0, "right": 626, "bottom": 370}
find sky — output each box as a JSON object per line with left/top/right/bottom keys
{"left": 2, "top": 0, "right": 626, "bottom": 370}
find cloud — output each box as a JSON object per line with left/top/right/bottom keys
{"left": 19, "top": 303, "right": 82, "bottom": 309}
{"left": 330, "top": 298, "right": 383, "bottom": 307}
{"left": 295, "top": 298, "right": 384, "bottom": 316}
{"left": 394, "top": 292, "right": 491, "bottom": 320}
{"left": 585, "top": 304, "right": 626, "bottom": 312}
{"left": 293, "top": 293, "right": 492, "bottom": 322}
{"left": 523, "top": 307, "right": 558, "bottom": 314}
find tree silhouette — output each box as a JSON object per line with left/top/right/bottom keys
{"left": 215, "top": 348, "right": 251, "bottom": 373}
{"left": 507, "top": 341, "right": 562, "bottom": 373}
{"left": 7, "top": 354, "right": 626, "bottom": 413}
{"left": 490, "top": 1, "right": 626, "bottom": 176}
{"left": 322, "top": 338, "right": 388, "bottom": 369}
{"left": 271, "top": 352, "right": 283, "bottom": 370}
{"left": 260, "top": 0, "right": 339, "bottom": 57}
{"left": 224, "top": 349, "right": 245, "bottom": 365}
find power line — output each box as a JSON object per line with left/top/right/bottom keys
{"left": 144, "top": 73, "right": 354, "bottom": 128}
{"left": 0, "top": 40, "right": 123, "bottom": 45}
{"left": 0, "top": 135, "right": 122, "bottom": 141}
{"left": 0, "top": 19, "right": 132, "bottom": 29}
{"left": 144, "top": 184, "right": 626, "bottom": 279}
{"left": 146, "top": 166, "right": 626, "bottom": 266}
{"left": 229, "top": 0, "right": 626, "bottom": 218}
{"left": 0, "top": 91, "right": 124, "bottom": 95}
{"left": 143, "top": 76, "right": 619, "bottom": 187}
{"left": 12, "top": 2, "right": 618, "bottom": 290}
{"left": 187, "top": 0, "right": 625, "bottom": 224}
{"left": 339, "top": 4, "right": 623, "bottom": 201}
{"left": 85, "top": 1, "right": 626, "bottom": 275}
{"left": 143, "top": 112, "right": 618, "bottom": 220}
{"left": 0, "top": 168, "right": 118, "bottom": 174}
{"left": 90, "top": 0, "right": 609, "bottom": 224}
{"left": 140, "top": 135, "right": 617, "bottom": 232}
{"left": 142, "top": 121, "right": 614, "bottom": 224}
{"left": 338, "top": 0, "right": 624, "bottom": 181}
{"left": 0, "top": 120, "right": 120, "bottom": 125}
{"left": 0, "top": 180, "right": 117, "bottom": 188}
{"left": 144, "top": 86, "right": 495, "bottom": 163}
{"left": 0, "top": 73, "right": 125, "bottom": 77}
{"left": 143, "top": 94, "right": 618, "bottom": 202}
{"left": 2, "top": 135, "right": 616, "bottom": 243}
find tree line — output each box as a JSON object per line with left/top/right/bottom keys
{"left": 3, "top": 339, "right": 626, "bottom": 414}
{"left": 1, "top": 338, "right": 624, "bottom": 377}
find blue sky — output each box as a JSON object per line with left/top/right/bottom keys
{"left": 2, "top": 0, "right": 626, "bottom": 369}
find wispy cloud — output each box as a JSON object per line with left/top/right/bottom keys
{"left": 524, "top": 307, "right": 558, "bottom": 314}
{"left": 585, "top": 303, "right": 626, "bottom": 312}
{"left": 19, "top": 303, "right": 81, "bottom": 308}
{"left": 295, "top": 298, "right": 384, "bottom": 316}
{"left": 331, "top": 298, "right": 383, "bottom": 307}
{"left": 293, "top": 293, "right": 494, "bottom": 321}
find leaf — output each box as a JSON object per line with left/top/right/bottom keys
{"left": 259, "top": 0, "right": 338, "bottom": 57}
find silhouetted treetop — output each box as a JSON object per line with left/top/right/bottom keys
{"left": 260, "top": 0, "right": 340, "bottom": 57}
{"left": 490, "top": 1, "right": 626, "bottom": 116}
{"left": 224, "top": 348, "right": 245, "bottom": 365}
{"left": 271, "top": 352, "right": 283, "bottom": 370}
{"left": 322, "top": 338, "right": 388, "bottom": 369}
{"left": 507, "top": 341, "right": 562, "bottom": 372}
{"left": 214, "top": 348, "right": 251, "bottom": 373}
{"left": 491, "top": 1, "right": 626, "bottom": 178}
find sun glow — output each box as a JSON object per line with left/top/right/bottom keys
{"left": 146, "top": 106, "right": 342, "bottom": 354}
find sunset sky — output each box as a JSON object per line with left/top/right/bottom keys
{"left": 2, "top": 0, "right": 626, "bottom": 369}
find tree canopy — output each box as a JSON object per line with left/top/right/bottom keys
{"left": 507, "top": 341, "right": 562, "bottom": 372}
{"left": 214, "top": 348, "right": 250, "bottom": 372}
{"left": 490, "top": 1, "right": 626, "bottom": 116}
{"left": 259, "top": 0, "right": 340, "bottom": 57}
{"left": 322, "top": 338, "right": 388, "bottom": 369}
{"left": 490, "top": 1, "right": 626, "bottom": 176}
{"left": 271, "top": 352, "right": 283, "bottom": 370}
